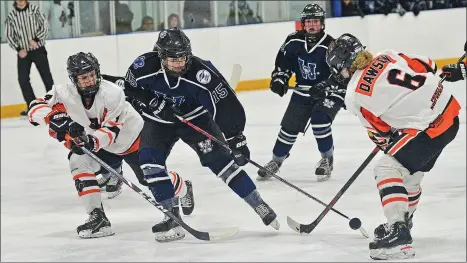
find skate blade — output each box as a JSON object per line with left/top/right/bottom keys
{"left": 155, "top": 226, "right": 186, "bottom": 243}
{"left": 78, "top": 226, "right": 115, "bottom": 239}
{"left": 269, "top": 219, "right": 280, "bottom": 230}
{"left": 370, "top": 244, "right": 415, "bottom": 260}
{"left": 317, "top": 173, "right": 331, "bottom": 182}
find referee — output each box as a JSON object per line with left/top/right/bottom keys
{"left": 5, "top": 0, "right": 54, "bottom": 116}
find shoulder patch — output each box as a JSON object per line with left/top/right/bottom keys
{"left": 125, "top": 69, "right": 137, "bottom": 87}
{"left": 196, "top": 69, "right": 211, "bottom": 84}
{"left": 132, "top": 56, "right": 145, "bottom": 69}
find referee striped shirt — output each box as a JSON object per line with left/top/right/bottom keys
{"left": 5, "top": 2, "right": 48, "bottom": 52}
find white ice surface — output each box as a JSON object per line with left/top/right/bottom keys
{"left": 1, "top": 83, "right": 466, "bottom": 262}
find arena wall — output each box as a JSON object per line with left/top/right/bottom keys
{"left": 1, "top": 8, "right": 465, "bottom": 118}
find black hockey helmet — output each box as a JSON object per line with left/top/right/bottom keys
{"left": 156, "top": 27, "right": 192, "bottom": 76}
{"left": 326, "top": 33, "right": 365, "bottom": 84}
{"left": 300, "top": 4, "right": 326, "bottom": 43}
{"left": 66, "top": 52, "right": 101, "bottom": 97}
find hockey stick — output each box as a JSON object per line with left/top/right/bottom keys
{"left": 287, "top": 146, "right": 379, "bottom": 234}
{"left": 287, "top": 53, "right": 466, "bottom": 234}
{"left": 174, "top": 115, "right": 369, "bottom": 237}
{"left": 76, "top": 145, "right": 239, "bottom": 241}
{"left": 229, "top": 64, "right": 242, "bottom": 90}
{"left": 288, "top": 85, "right": 346, "bottom": 94}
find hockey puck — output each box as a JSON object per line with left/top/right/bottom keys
{"left": 349, "top": 218, "right": 362, "bottom": 230}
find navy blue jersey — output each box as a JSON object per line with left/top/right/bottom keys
{"left": 123, "top": 52, "right": 246, "bottom": 139}
{"left": 273, "top": 31, "right": 334, "bottom": 87}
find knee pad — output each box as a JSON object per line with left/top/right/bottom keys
{"left": 310, "top": 111, "right": 332, "bottom": 139}
{"left": 209, "top": 159, "right": 242, "bottom": 185}
{"left": 73, "top": 173, "right": 100, "bottom": 197}
{"left": 69, "top": 153, "right": 100, "bottom": 176}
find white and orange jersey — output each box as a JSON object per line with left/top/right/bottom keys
{"left": 29, "top": 80, "right": 144, "bottom": 155}
{"left": 345, "top": 50, "right": 461, "bottom": 138}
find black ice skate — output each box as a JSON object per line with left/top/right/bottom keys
{"left": 180, "top": 180, "right": 195, "bottom": 215}
{"left": 254, "top": 201, "right": 280, "bottom": 230}
{"left": 77, "top": 207, "right": 114, "bottom": 238}
{"left": 369, "top": 221, "right": 415, "bottom": 260}
{"left": 374, "top": 213, "right": 413, "bottom": 239}
{"left": 315, "top": 155, "right": 333, "bottom": 182}
{"left": 152, "top": 207, "right": 185, "bottom": 242}
{"left": 98, "top": 175, "right": 123, "bottom": 199}
{"left": 257, "top": 154, "right": 290, "bottom": 181}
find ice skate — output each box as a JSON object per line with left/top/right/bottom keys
{"left": 254, "top": 201, "right": 280, "bottom": 230}
{"left": 180, "top": 180, "right": 195, "bottom": 215}
{"left": 152, "top": 207, "right": 185, "bottom": 242}
{"left": 77, "top": 207, "right": 114, "bottom": 238}
{"left": 374, "top": 213, "right": 413, "bottom": 239}
{"left": 315, "top": 155, "right": 333, "bottom": 182}
{"left": 369, "top": 221, "right": 415, "bottom": 260}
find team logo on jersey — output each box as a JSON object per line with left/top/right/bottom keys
{"left": 115, "top": 79, "right": 125, "bottom": 88}
{"left": 125, "top": 69, "right": 137, "bottom": 87}
{"left": 298, "top": 58, "right": 318, "bottom": 80}
{"left": 198, "top": 139, "right": 213, "bottom": 154}
{"left": 323, "top": 98, "right": 335, "bottom": 109}
{"left": 196, "top": 69, "right": 211, "bottom": 84}
{"left": 133, "top": 56, "right": 145, "bottom": 69}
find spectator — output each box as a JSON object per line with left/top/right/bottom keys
{"left": 358, "top": 0, "right": 385, "bottom": 14}
{"left": 183, "top": 1, "right": 212, "bottom": 29}
{"left": 157, "top": 13, "right": 181, "bottom": 31}
{"left": 115, "top": 0, "right": 134, "bottom": 34}
{"left": 342, "top": 0, "right": 362, "bottom": 16}
{"left": 42, "top": 0, "right": 74, "bottom": 39}
{"left": 4, "top": 0, "right": 54, "bottom": 116}
{"left": 136, "top": 16, "right": 155, "bottom": 32}
{"left": 226, "top": 0, "right": 263, "bottom": 26}
{"left": 400, "top": 0, "right": 428, "bottom": 16}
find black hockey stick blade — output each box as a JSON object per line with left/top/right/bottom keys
{"left": 79, "top": 146, "right": 239, "bottom": 242}
{"left": 287, "top": 147, "right": 380, "bottom": 234}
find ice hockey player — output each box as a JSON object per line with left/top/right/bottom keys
{"left": 28, "top": 52, "right": 195, "bottom": 239}
{"left": 326, "top": 33, "right": 461, "bottom": 260}
{"left": 257, "top": 4, "right": 345, "bottom": 182}
{"left": 123, "top": 27, "right": 279, "bottom": 242}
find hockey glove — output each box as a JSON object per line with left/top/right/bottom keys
{"left": 270, "top": 71, "right": 291, "bottom": 97}
{"left": 367, "top": 129, "right": 400, "bottom": 151}
{"left": 309, "top": 78, "right": 345, "bottom": 99}
{"left": 72, "top": 134, "right": 99, "bottom": 153}
{"left": 47, "top": 111, "right": 72, "bottom": 142}
{"left": 440, "top": 62, "right": 466, "bottom": 82}
{"left": 227, "top": 133, "right": 250, "bottom": 166}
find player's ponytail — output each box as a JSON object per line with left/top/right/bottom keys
{"left": 351, "top": 51, "right": 373, "bottom": 71}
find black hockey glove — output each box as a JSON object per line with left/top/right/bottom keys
{"left": 270, "top": 71, "right": 291, "bottom": 97}
{"left": 72, "top": 134, "right": 99, "bottom": 152}
{"left": 227, "top": 133, "right": 250, "bottom": 166}
{"left": 309, "top": 78, "right": 345, "bottom": 99}
{"left": 47, "top": 111, "right": 73, "bottom": 142}
{"left": 367, "top": 128, "right": 400, "bottom": 152}
{"left": 440, "top": 62, "right": 466, "bottom": 82}
{"left": 128, "top": 95, "right": 175, "bottom": 120}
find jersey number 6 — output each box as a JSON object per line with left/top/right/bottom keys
{"left": 387, "top": 69, "right": 427, "bottom": 90}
